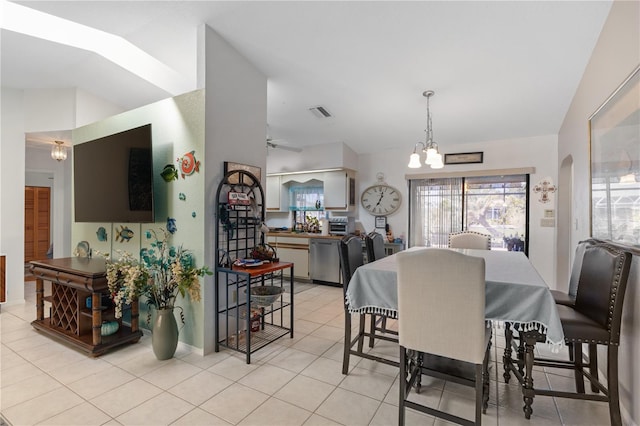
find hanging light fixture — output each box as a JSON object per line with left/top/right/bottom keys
{"left": 408, "top": 90, "right": 444, "bottom": 169}
{"left": 51, "top": 140, "right": 67, "bottom": 161}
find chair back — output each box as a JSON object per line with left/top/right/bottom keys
{"left": 448, "top": 230, "right": 491, "bottom": 250}
{"left": 396, "top": 248, "right": 486, "bottom": 364}
{"left": 567, "top": 238, "right": 599, "bottom": 299}
{"left": 338, "top": 235, "right": 365, "bottom": 294}
{"left": 574, "top": 244, "right": 632, "bottom": 344}
{"left": 365, "top": 231, "right": 386, "bottom": 262}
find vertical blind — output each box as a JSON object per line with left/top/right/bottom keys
{"left": 409, "top": 178, "right": 463, "bottom": 247}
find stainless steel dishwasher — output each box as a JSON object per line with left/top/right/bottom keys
{"left": 310, "top": 239, "right": 341, "bottom": 285}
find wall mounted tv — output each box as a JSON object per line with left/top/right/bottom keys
{"left": 74, "top": 124, "right": 154, "bottom": 223}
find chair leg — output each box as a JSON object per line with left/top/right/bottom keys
{"left": 573, "top": 342, "right": 585, "bottom": 394}
{"left": 568, "top": 342, "right": 574, "bottom": 362}
{"left": 475, "top": 364, "right": 483, "bottom": 425}
{"left": 369, "top": 314, "right": 376, "bottom": 348}
{"left": 399, "top": 346, "right": 407, "bottom": 426}
{"left": 482, "top": 334, "right": 492, "bottom": 413}
{"left": 342, "top": 310, "right": 352, "bottom": 375}
{"left": 607, "top": 345, "right": 622, "bottom": 426}
{"left": 588, "top": 344, "right": 599, "bottom": 393}
{"left": 357, "top": 314, "right": 366, "bottom": 353}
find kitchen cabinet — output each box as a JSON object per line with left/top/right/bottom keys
{"left": 267, "top": 236, "right": 310, "bottom": 280}
{"left": 266, "top": 175, "right": 286, "bottom": 211}
{"left": 323, "top": 170, "right": 356, "bottom": 211}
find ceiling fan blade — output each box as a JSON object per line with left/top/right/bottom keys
{"left": 266, "top": 141, "right": 302, "bottom": 153}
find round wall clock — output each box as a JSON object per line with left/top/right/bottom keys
{"left": 360, "top": 184, "right": 402, "bottom": 215}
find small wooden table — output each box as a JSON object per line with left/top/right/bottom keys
{"left": 30, "top": 257, "right": 142, "bottom": 357}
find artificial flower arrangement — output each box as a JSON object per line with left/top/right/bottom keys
{"left": 104, "top": 228, "right": 211, "bottom": 322}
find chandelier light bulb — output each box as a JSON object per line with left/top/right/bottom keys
{"left": 408, "top": 152, "right": 422, "bottom": 168}
{"left": 431, "top": 153, "right": 444, "bottom": 169}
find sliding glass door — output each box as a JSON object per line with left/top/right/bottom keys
{"left": 409, "top": 174, "right": 529, "bottom": 253}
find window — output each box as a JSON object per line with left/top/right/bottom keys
{"left": 409, "top": 174, "right": 529, "bottom": 252}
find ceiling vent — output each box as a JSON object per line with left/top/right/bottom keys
{"left": 309, "top": 105, "right": 332, "bottom": 118}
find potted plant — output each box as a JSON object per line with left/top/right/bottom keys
{"left": 104, "top": 229, "right": 210, "bottom": 359}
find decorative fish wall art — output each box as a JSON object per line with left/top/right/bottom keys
{"left": 96, "top": 226, "right": 108, "bottom": 242}
{"left": 115, "top": 225, "right": 134, "bottom": 242}
{"left": 161, "top": 164, "right": 179, "bottom": 182}
{"left": 166, "top": 217, "right": 177, "bottom": 234}
{"left": 178, "top": 151, "right": 200, "bottom": 179}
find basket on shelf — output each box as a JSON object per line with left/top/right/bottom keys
{"left": 248, "top": 286, "right": 284, "bottom": 306}
{"left": 250, "top": 244, "right": 279, "bottom": 262}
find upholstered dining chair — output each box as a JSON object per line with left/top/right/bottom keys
{"left": 397, "top": 248, "right": 491, "bottom": 425}
{"left": 364, "top": 231, "right": 389, "bottom": 347}
{"left": 548, "top": 239, "right": 599, "bottom": 382}
{"left": 338, "top": 235, "right": 397, "bottom": 375}
{"left": 365, "top": 231, "right": 386, "bottom": 262}
{"left": 448, "top": 230, "right": 491, "bottom": 250}
{"left": 534, "top": 244, "right": 632, "bottom": 426}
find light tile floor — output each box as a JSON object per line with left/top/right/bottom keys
{"left": 0, "top": 281, "right": 613, "bottom": 425}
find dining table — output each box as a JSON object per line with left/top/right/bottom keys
{"left": 345, "top": 247, "right": 565, "bottom": 420}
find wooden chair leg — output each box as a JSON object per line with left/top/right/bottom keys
{"left": 573, "top": 342, "right": 585, "bottom": 393}
{"left": 568, "top": 342, "right": 574, "bottom": 362}
{"left": 342, "top": 310, "right": 352, "bottom": 375}
{"left": 399, "top": 346, "right": 407, "bottom": 426}
{"left": 588, "top": 344, "right": 599, "bottom": 393}
{"left": 482, "top": 348, "right": 490, "bottom": 413}
{"left": 475, "top": 364, "right": 483, "bottom": 424}
{"left": 369, "top": 314, "right": 376, "bottom": 348}
{"left": 357, "top": 314, "right": 366, "bottom": 353}
{"left": 607, "top": 345, "right": 622, "bottom": 426}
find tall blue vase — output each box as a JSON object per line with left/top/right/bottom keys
{"left": 152, "top": 308, "right": 179, "bottom": 360}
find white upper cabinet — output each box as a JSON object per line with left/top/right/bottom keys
{"left": 323, "top": 170, "right": 356, "bottom": 211}
{"left": 266, "top": 169, "right": 356, "bottom": 213}
{"left": 266, "top": 175, "right": 287, "bottom": 211}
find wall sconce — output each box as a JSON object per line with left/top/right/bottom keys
{"left": 408, "top": 90, "right": 444, "bottom": 169}
{"left": 51, "top": 140, "right": 67, "bottom": 161}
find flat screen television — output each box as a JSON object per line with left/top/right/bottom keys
{"left": 74, "top": 124, "right": 154, "bottom": 223}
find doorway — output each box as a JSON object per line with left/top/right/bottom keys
{"left": 24, "top": 186, "right": 51, "bottom": 278}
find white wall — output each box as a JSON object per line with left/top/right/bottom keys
{"left": 0, "top": 88, "right": 26, "bottom": 304}
{"left": 1, "top": 86, "right": 124, "bottom": 305}
{"left": 199, "top": 25, "right": 267, "bottom": 354}
{"left": 266, "top": 141, "right": 358, "bottom": 174}
{"left": 359, "top": 134, "right": 558, "bottom": 286}
{"left": 557, "top": 0, "right": 640, "bottom": 422}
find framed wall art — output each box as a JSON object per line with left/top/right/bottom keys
{"left": 223, "top": 161, "right": 262, "bottom": 184}
{"left": 444, "top": 152, "right": 483, "bottom": 165}
{"left": 589, "top": 64, "right": 640, "bottom": 246}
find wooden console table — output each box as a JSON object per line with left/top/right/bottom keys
{"left": 30, "top": 257, "right": 142, "bottom": 356}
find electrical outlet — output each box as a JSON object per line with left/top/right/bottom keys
{"left": 232, "top": 290, "right": 237, "bottom": 303}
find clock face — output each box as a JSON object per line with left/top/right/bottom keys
{"left": 361, "top": 184, "right": 402, "bottom": 215}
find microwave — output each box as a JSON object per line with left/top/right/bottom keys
{"left": 328, "top": 217, "right": 355, "bottom": 235}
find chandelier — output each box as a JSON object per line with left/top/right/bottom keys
{"left": 408, "top": 90, "right": 443, "bottom": 169}
{"left": 51, "top": 140, "right": 67, "bottom": 161}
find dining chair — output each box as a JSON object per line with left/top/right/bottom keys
{"left": 448, "top": 230, "right": 491, "bottom": 250}
{"left": 534, "top": 244, "right": 632, "bottom": 426}
{"left": 548, "top": 239, "right": 599, "bottom": 380}
{"left": 365, "top": 231, "right": 386, "bottom": 262}
{"left": 364, "top": 231, "right": 389, "bottom": 347}
{"left": 397, "top": 248, "right": 491, "bottom": 425}
{"left": 338, "top": 235, "right": 397, "bottom": 375}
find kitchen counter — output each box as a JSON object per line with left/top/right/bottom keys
{"left": 266, "top": 232, "right": 344, "bottom": 240}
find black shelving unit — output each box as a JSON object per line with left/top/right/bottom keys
{"left": 214, "top": 170, "right": 294, "bottom": 364}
